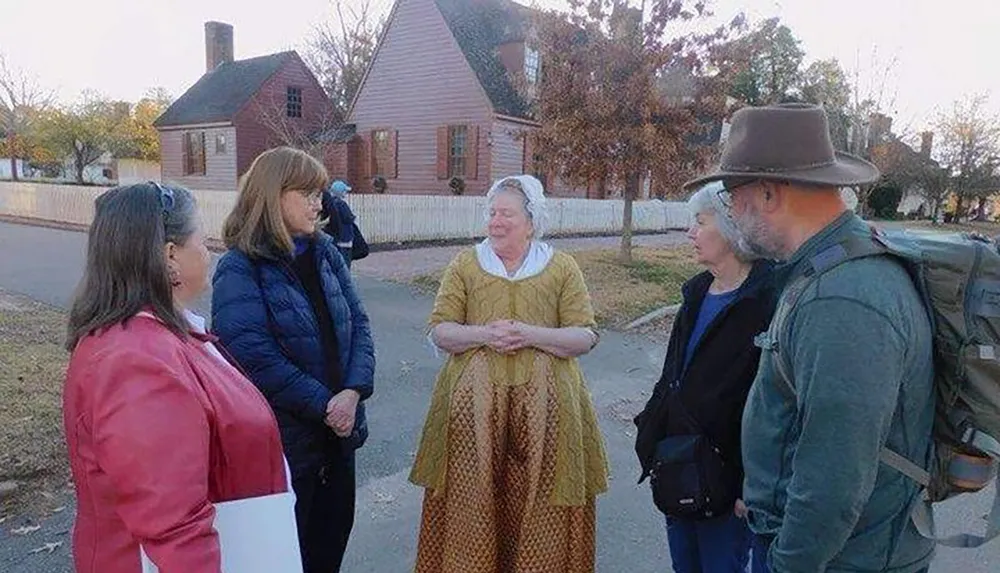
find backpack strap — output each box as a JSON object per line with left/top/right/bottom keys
{"left": 767, "top": 233, "right": 889, "bottom": 398}
{"left": 769, "top": 232, "right": 1000, "bottom": 548}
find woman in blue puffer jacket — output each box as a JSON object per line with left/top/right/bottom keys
{"left": 211, "top": 146, "right": 375, "bottom": 573}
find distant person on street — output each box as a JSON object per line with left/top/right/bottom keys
{"left": 634, "top": 181, "right": 777, "bottom": 573}
{"left": 684, "top": 103, "right": 936, "bottom": 572}
{"left": 63, "top": 182, "right": 289, "bottom": 573}
{"left": 321, "top": 179, "right": 360, "bottom": 268}
{"left": 212, "top": 147, "right": 375, "bottom": 573}
{"left": 410, "top": 175, "right": 609, "bottom": 573}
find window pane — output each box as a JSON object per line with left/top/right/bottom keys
{"left": 448, "top": 126, "right": 468, "bottom": 178}
{"left": 286, "top": 87, "right": 303, "bottom": 118}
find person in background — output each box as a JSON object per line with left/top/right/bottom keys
{"left": 321, "top": 179, "right": 358, "bottom": 267}
{"left": 634, "top": 181, "right": 776, "bottom": 573}
{"left": 410, "top": 175, "right": 609, "bottom": 573}
{"left": 212, "top": 148, "right": 375, "bottom": 573}
{"left": 64, "top": 182, "right": 288, "bottom": 573}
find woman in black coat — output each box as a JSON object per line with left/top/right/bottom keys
{"left": 634, "top": 181, "right": 777, "bottom": 573}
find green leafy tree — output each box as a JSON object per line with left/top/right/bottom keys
{"left": 935, "top": 93, "right": 1000, "bottom": 220}
{"left": 34, "top": 93, "right": 127, "bottom": 184}
{"left": 113, "top": 88, "right": 173, "bottom": 161}
{"left": 730, "top": 17, "right": 804, "bottom": 105}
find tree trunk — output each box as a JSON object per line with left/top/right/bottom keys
{"left": 955, "top": 195, "right": 966, "bottom": 224}
{"left": 855, "top": 184, "right": 871, "bottom": 219}
{"left": 619, "top": 172, "right": 639, "bottom": 263}
{"left": 976, "top": 196, "right": 989, "bottom": 222}
{"left": 9, "top": 155, "right": 17, "bottom": 181}
{"left": 75, "top": 155, "right": 85, "bottom": 185}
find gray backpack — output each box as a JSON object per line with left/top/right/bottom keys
{"left": 767, "top": 228, "right": 1000, "bottom": 548}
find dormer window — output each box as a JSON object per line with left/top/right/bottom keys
{"left": 524, "top": 47, "right": 540, "bottom": 85}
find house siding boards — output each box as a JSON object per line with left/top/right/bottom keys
{"left": 349, "top": 0, "right": 495, "bottom": 195}
{"left": 491, "top": 120, "right": 525, "bottom": 180}
{"left": 159, "top": 126, "right": 237, "bottom": 191}
{"left": 234, "top": 55, "right": 332, "bottom": 176}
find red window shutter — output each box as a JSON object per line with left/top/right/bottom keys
{"left": 182, "top": 134, "right": 191, "bottom": 175}
{"left": 467, "top": 125, "right": 479, "bottom": 180}
{"left": 522, "top": 131, "right": 535, "bottom": 173}
{"left": 436, "top": 126, "right": 448, "bottom": 180}
{"left": 390, "top": 130, "right": 398, "bottom": 179}
{"left": 199, "top": 133, "right": 207, "bottom": 175}
{"left": 369, "top": 130, "right": 378, "bottom": 177}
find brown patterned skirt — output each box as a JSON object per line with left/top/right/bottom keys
{"left": 413, "top": 358, "right": 596, "bottom": 573}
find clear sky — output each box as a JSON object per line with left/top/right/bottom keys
{"left": 1, "top": 0, "right": 996, "bottom": 131}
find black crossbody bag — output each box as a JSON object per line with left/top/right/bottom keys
{"left": 649, "top": 392, "right": 739, "bottom": 520}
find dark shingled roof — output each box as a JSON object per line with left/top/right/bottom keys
{"left": 433, "top": 0, "right": 534, "bottom": 119}
{"left": 312, "top": 123, "right": 357, "bottom": 144}
{"left": 154, "top": 51, "right": 295, "bottom": 128}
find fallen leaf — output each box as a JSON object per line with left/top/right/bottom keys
{"left": 11, "top": 525, "right": 42, "bottom": 535}
{"left": 51, "top": 506, "right": 66, "bottom": 514}
{"left": 0, "top": 516, "right": 7, "bottom": 525}
{"left": 29, "top": 541, "right": 62, "bottom": 554}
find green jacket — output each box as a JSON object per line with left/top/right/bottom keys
{"left": 742, "top": 212, "right": 936, "bottom": 572}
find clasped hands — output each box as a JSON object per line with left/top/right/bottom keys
{"left": 482, "top": 320, "right": 538, "bottom": 355}
{"left": 325, "top": 389, "right": 360, "bottom": 437}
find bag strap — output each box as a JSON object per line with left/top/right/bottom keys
{"left": 767, "top": 234, "right": 938, "bottom": 479}
{"left": 769, "top": 232, "right": 1000, "bottom": 548}
{"left": 768, "top": 233, "right": 889, "bottom": 398}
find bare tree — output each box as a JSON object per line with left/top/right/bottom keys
{"left": 841, "top": 47, "right": 903, "bottom": 216}
{"left": 0, "top": 54, "right": 53, "bottom": 180}
{"left": 305, "top": 0, "right": 383, "bottom": 119}
{"left": 935, "top": 93, "right": 1000, "bottom": 221}
{"left": 252, "top": 91, "right": 342, "bottom": 158}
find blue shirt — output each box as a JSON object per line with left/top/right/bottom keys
{"left": 682, "top": 288, "right": 740, "bottom": 374}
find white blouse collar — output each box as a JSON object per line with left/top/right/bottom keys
{"left": 475, "top": 240, "right": 554, "bottom": 281}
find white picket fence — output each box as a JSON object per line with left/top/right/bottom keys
{"left": 0, "top": 181, "right": 692, "bottom": 244}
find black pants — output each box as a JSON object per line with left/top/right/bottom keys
{"left": 292, "top": 452, "right": 356, "bottom": 573}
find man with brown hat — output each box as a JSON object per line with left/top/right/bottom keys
{"left": 684, "top": 103, "right": 936, "bottom": 572}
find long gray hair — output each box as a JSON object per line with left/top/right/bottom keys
{"left": 66, "top": 182, "right": 198, "bottom": 350}
{"left": 687, "top": 181, "right": 758, "bottom": 263}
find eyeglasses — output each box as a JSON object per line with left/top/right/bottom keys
{"left": 717, "top": 179, "right": 759, "bottom": 210}
{"left": 298, "top": 190, "right": 323, "bottom": 204}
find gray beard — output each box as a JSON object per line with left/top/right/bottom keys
{"left": 733, "top": 210, "right": 785, "bottom": 261}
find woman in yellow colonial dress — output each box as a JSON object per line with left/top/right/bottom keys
{"left": 410, "top": 175, "right": 609, "bottom": 573}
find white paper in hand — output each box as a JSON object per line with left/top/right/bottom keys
{"left": 140, "top": 491, "right": 302, "bottom": 573}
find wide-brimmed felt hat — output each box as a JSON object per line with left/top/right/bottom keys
{"left": 683, "top": 103, "right": 880, "bottom": 191}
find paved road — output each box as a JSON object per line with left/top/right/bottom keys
{"left": 0, "top": 221, "right": 997, "bottom": 572}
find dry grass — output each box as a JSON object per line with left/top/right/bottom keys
{"left": 411, "top": 246, "right": 701, "bottom": 327}
{"left": 0, "top": 291, "right": 70, "bottom": 517}
{"left": 573, "top": 246, "right": 700, "bottom": 326}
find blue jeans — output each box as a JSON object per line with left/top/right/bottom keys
{"left": 750, "top": 535, "right": 770, "bottom": 573}
{"left": 666, "top": 514, "right": 752, "bottom": 573}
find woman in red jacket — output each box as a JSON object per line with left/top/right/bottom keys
{"left": 63, "top": 182, "right": 289, "bottom": 573}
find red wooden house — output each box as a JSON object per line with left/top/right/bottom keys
{"left": 154, "top": 22, "right": 333, "bottom": 190}
{"left": 326, "top": 0, "right": 598, "bottom": 197}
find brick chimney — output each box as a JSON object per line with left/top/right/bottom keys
{"left": 205, "top": 22, "right": 234, "bottom": 72}
{"left": 920, "top": 131, "right": 934, "bottom": 159}
{"left": 868, "top": 113, "right": 893, "bottom": 146}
